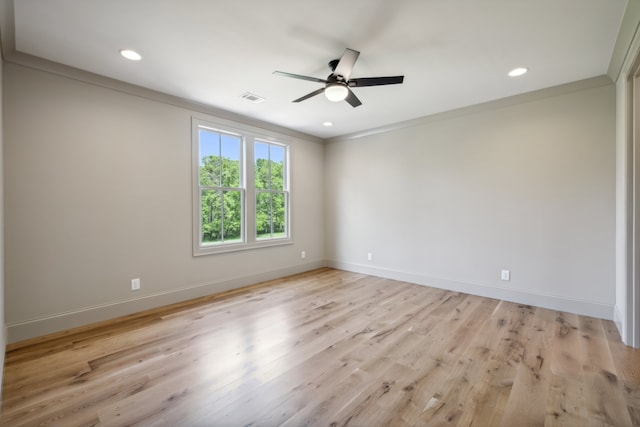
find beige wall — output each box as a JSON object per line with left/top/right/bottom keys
{"left": 325, "top": 79, "right": 616, "bottom": 318}
{"left": 3, "top": 63, "right": 325, "bottom": 342}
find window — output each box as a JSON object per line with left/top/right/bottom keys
{"left": 198, "top": 128, "right": 243, "bottom": 245}
{"left": 255, "top": 141, "right": 288, "bottom": 240}
{"left": 192, "top": 118, "right": 290, "bottom": 255}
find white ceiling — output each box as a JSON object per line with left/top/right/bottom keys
{"left": 6, "top": 0, "right": 628, "bottom": 139}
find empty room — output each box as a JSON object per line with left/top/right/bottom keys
{"left": 1, "top": 0, "right": 640, "bottom": 425}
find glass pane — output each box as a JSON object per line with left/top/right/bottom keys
{"left": 222, "top": 190, "right": 242, "bottom": 242}
{"left": 273, "top": 192, "right": 286, "bottom": 237}
{"left": 256, "top": 192, "right": 271, "bottom": 239}
{"left": 221, "top": 134, "right": 241, "bottom": 188}
{"left": 270, "top": 145, "right": 285, "bottom": 191}
{"left": 254, "top": 142, "right": 269, "bottom": 189}
{"left": 199, "top": 129, "right": 221, "bottom": 186}
{"left": 201, "top": 189, "right": 222, "bottom": 244}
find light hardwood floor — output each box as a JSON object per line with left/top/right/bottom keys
{"left": 2, "top": 268, "right": 640, "bottom": 426}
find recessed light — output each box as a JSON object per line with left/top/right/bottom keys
{"left": 120, "top": 49, "right": 142, "bottom": 61}
{"left": 323, "top": 121, "right": 333, "bottom": 127}
{"left": 508, "top": 67, "right": 528, "bottom": 77}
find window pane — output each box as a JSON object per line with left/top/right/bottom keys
{"left": 223, "top": 190, "right": 242, "bottom": 242}
{"left": 201, "top": 189, "right": 222, "bottom": 244}
{"left": 270, "top": 145, "right": 285, "bottom": 191}
{"left": 199, "top": 130, "right": 221, "bottom": 186}
{"left": 256, "top": 192, "right": 271, "bottom": 239}
{"left": 273, "top": 192, "right": 286, "bottom": 236}
{"left": 221, "top": 134, "right": 241, "bottom": 188}
{"left": 255, "top": 142, "right": 269, "bottom": 190}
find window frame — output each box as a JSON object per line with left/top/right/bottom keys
{"left": 192, "top": 117, "right": 292, "bottom": 256}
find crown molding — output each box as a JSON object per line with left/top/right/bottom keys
{"left": 325, "top": 75, "right": 613, "bottom": 144}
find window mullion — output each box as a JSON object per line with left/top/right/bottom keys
{"left": 245, "top": 137, "right": 256, "bottom": 243}
{"left": 220, "top": 190, "right": 225, "bottom": 242}
{"left": 269, "top": 191, "right": 274, "bottom": 238}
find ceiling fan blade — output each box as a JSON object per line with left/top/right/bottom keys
{"left": 293, "top": 87, "right": 326, "bottom": 103}
{"left": 349, "top": 76, "right": 404, "bottom": 87}
{"left": 344, "top": 88, "right": 362, "bottom": 108}
{"left": 273, "top": 71, "right": 327, "bottom": 84}
{"left": 333, "top": 48, "right": 360, "bottom": 80}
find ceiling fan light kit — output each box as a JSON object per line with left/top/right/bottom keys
{"left": 274, "top": 48, "right": 404, "bottom": 108}
{"left": 324, "top": 83, "right": 348, "bottom": 102}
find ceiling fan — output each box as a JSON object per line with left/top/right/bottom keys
{"left": 273, "top": 48, "right": 404, "bottom": 108}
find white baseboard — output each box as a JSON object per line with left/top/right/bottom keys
{"left": 614, "top": 305, "right": 625, "bottom": 342}
{"left": 328, "top": 260, "right": 615, "bottom": 321}
{"left": 8, "top": 260, "right": 614, "bottom": 345}
{"left": 7, "top": 260, "right": 326, "bottom": 344}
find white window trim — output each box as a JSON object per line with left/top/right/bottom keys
{"left": 192, "top": 117, "right": 293, "bottom": 256}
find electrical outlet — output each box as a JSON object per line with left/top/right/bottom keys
{"left": 301, "top": 250, "right": 306, "bottom": 259}
{"left": 131, "top": 278, "right": 141, "bottom": 291}
{"left": 367, "top": 253, "right": 373, "bottom": 262}
{"left": 501, "top": 270, "right": 510, "bottom": 281}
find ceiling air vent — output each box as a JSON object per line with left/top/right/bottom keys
{"left": 241, "top": 92, "right": 265, "bottom": 103}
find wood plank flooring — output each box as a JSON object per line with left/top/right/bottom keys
{"left": 2, "top": 268, "right": 640, "bottom": 426}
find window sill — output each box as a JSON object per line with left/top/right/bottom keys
{"left": 193, "top": 238, "right": 293, "bottom": 257}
